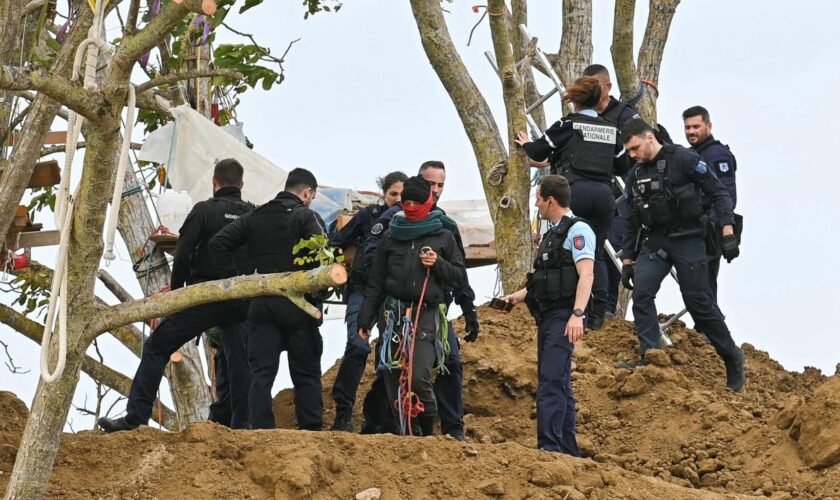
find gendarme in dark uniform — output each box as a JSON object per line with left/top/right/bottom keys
{"left": 99, "top": 158, "right": 254, "bottom": 433}
{"left": 619, "top": 119, "right": 744, "bottom": 391}
{"left": 684, "top": 105, "right": 739, "bottom": 302}
{"left": 210, "top": 167, "right": 327, "bottom": 430}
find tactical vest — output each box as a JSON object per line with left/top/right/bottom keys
{"left": 549, "top": 114, "right": 617, "bottom": 182}
{"left": 349, "top": 203, "right": 383, "bottom": 285}
{"left": 247, "top": 197, "right": 306, "bottom": 274}
{"left": 525, "top": 216, "right": 586, "bottom": 318}
{"left": 629, "top": 144, "right": 705, "bottom": 236}
{"left": 190, "top": 195, "right": 253, "bottom": 281}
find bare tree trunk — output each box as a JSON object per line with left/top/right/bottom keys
{"left": 635, "top": 0, "right": 680, "bottom": 124}
{"left": 611, "top": 0, "right": 639, "bottom": 100}
{"left": 117, "top": 161, "right": 211, "bottom": 427}
{"left": 554, "top": 0, "right": 593, "bottom": 90}
{"left": 510, "top": 0, "right": 546, "bottom": 132}
{"left": 410, "top": 0, "right": 530, "bottom": 292}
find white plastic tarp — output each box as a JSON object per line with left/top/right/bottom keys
{"left": 138, "top": 105, "right": 343, "bottom": 226}
{"left": 437, "top": 199, "right": 494, "bottom": 247}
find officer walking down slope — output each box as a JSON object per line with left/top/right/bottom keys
{"left": 211, "top": 168, "right": 328, "bottom": 430}
{"left": 99, "top": 159, "right": 254, "bottom": 433}
{"left": 683, "top": 105, "right": 738, "bottom": 302}
{"left": 618, "top": 119, "right": 745, "bottom": 391}
{"left": 515, "top": 76, "right": 625, "bottom": 330}
{"left": 500, "top": 174, "right": 595, "bottom": 455}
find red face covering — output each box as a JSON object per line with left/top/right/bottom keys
{"left": 403, "top": 191, "right": 434, "bottom": 221}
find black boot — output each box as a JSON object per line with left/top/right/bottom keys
{"left": 588, "top": 314, "right": 605, "bottom": 331}
{"left": 330, "top": 409, "right": 354, "bottom": 432}
{"left": 724, "top": 348, "right": 746, "bottom": 392}
{"left": 98, "top": 417, "right": 137, "bottom": 433}
{"left": 418, "top": 415, "right": 435, "bottom": 437}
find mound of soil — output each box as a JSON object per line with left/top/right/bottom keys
{"left": 3, "top": 306, "right": 840, "bottom": 498}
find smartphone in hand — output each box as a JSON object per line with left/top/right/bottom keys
{"left": 489, "top": 297, "right": 514, "bottom": 312}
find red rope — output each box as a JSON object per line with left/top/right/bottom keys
{"left": 640, "top": 79, "right": 659, "bottom": 96}
{"left": 396, "top": 269, "right": 431, "bottom": 435}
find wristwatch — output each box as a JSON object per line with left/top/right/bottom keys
{"left": 572, "top": 308, "right": 585, "bottom": 318}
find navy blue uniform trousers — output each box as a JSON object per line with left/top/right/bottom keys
{"left": 536, "top": 308, "right": 581, "bottom": 456}
{"left": 331, "top": 290, "right": 371, "bottom": 413}
{"left": 247, "top": 296, "right": 323, "bottom": 430}
{"left": 632, "top": 235, "right": 738, "bottom": 361}
{"left": 570, "top": 179, "right": 615, "bottom": 319}
{"left": 208, "top": 333, "right": 252, "bottom": 427}
{"left": 434, "top": 324, "right": 463, "bottom": 436}
{"left": 126, "top": 299, "right": 251, "bottom": 428}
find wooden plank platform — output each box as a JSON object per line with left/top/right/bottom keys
{"left": 28, "top": 160, "right": 61, "bottom": 188}
{"left": 8, "top": 230, "right": 60, "bottom": 248}
{"left": 149, "top": 233, "right": 178, "bottom": 255}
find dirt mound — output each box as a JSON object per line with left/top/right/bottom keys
{"left": 275, "top": 306, "right": 840, "bottom": 498}
{"left": 3, "top": 306, "right": 840, "bottom": 498}
{"left": 0, "top": 391, "right": 29, "bottom": 483}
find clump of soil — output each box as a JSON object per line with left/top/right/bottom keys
{"left": 3, "top": 306, "right": 840, "bottom": 499}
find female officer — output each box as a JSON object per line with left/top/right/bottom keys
{"left": 357, "top": 176, "right": 466, "bottom": 436}
{"left": 514, "top": 76, "right": 624, "bottom": 330}
{"left": 329, "top": 171, "right": 407, "bottom": 432}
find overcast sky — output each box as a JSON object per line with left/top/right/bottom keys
{"left": 2, "top": 1, "right": 839, "bottom": 430}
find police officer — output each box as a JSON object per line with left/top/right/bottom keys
{"left": 357, "top": 176, "right": 467, "bottom": 437}
{"left": 582, "top": 64, "right": 674, "bottom": 316}
{"left": 500, "top": 174, "right": 595, "bottom": 455}
{"left": 515, "top": 76, "right": 624, "bottom": 331}
{"left": 210, "top": 168, "right": 327, "bottom": 429}
{"left": 330, "top": 171, "right": 406, "bottom": 432}
{"left": 99, "top": 158, "right": 254, "bottom": 433}
{"left": 358, "top": 161, "right": 478, "bottom": 440}
{"left": 618, "top": 119, "right": 745, "bottom": 391}
{"left": 683, "top": 105, "right": 738, "bottom": 301}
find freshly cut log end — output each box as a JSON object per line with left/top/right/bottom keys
{"left": 329, "top": 264, "right": 348, "bottom": 286}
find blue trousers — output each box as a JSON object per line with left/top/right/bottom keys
{"left": 434, "top": 323, "right": 463, "bottom": 436}
{"left": 632, "top": 235, "right": 739, "bottom": 361}
{"left": 570, "top": 180, "right": 615, "bottom": 318}
{"left": 126, "top": 299, "right": 251, "bottom": 428}
{"left": 331, "top": 291, "right": 372, "bottom": 413}
{"left": 536, "top": 308, "right": 580, "bottom": 456}
{"left": 247, "top": 296, "right": 323, "bottom": 430}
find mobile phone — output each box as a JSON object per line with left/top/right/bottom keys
{"left": 420, "top": 246, "right": 432, "bottom": 255}
{"left": 489, "top": 297, "right": 514, "bottom": 312}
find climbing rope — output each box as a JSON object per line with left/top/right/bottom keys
{"left": 40, "top": 0, "right": 111, "bottom": 383}
{"left": 395, "top": 269, "right": 431, "bottom": 436}
{"left": 103, "top": 83, "right": 136, "bottom": 261}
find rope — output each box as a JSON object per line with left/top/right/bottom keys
{"left": 103, "top": 83, "right": 136, "bottom": 261}
{"left": 486, "top": 159, "right": 508, "bottom": 187}
{"left": 40, "top": 0, "right": 108, "bottom": 383}
{"left": 395, "top": 269, "right": 430, "bottom": 436}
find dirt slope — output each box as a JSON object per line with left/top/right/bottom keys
{"left": 2, "top": 306, "right": 839, "bottom": 499}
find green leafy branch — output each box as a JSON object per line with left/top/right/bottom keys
{"left": 292, "top": 234, "right": 344, "bottom": 267}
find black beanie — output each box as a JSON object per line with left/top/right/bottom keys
{"left": 401, "top": 176, "right": 432, "bottom": 204}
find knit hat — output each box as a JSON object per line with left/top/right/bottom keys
{"left": 401, "top": 176, "right": 432, "bottom": 204}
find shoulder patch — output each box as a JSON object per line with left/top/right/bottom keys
{"left": 371, "top": 222, "right": 383, "bottom": 235}
{"left": 695, "top": 161, "right": 708, "bottom": 174}
{"left": 717, "top": 161, "right": 730, "bottom": 173}
{"left": 573, "top": 235, "right": 585, "bottom": 250}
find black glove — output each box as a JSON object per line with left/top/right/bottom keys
{"left": 463, "top": 312, "right": 480, "bottom": 342}
{"left": 721, "top": 234, "right": 739, "bottom": 263}
{"left": 621, "top": 264, "right": 635, "bottom": 290}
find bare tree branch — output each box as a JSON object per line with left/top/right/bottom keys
{"left": 0, "top": 65, "right": 101, "bottom": 121}
{"left": 635, "top": 0, "right": 680, "bottom": 124}
{"left": 0, "top": 303, "right": 176, "bottom": 428}
{"left": 134, "top": 68, "right": 243, "bottom": 95}
{"left": 92, "top": 265, "right": 347, "bottom": 342}
{"left": 126, "top": 0, "right": 142, "bottom": 36}
{"left": 98, "top": 269, "right": 137, "bottom": 302}
{"left": 221, "top": 22, "right": 299, "bottom": 80}
{"left": 39, "top": 141, "right": 142, "bottom": 157}
{"left": 555, "top": 0, "right": 593, "bottom": 89}
{"left": 112, "top": 0, "right": 214, "bottom": 71}
{"left": 0, "top": 337, "right": 30, "bottom": 374}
